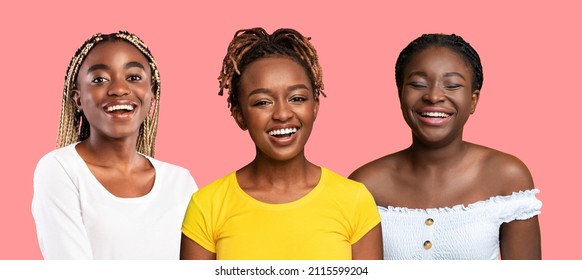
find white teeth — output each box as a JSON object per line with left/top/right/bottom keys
{"left": 106, "top": 104, "right": 134, "bottom": 112}
{"left": 421, "top": 111, "right": 450, "bottom": 118}
{"left": 268, "top": 127, "right": 298, "bottom": 136}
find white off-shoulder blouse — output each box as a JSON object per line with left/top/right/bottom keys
{"left": 379, "top": 189, "right": 542, "bottom": 260}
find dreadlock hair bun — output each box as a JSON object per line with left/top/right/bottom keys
{"left": 395, "top": 33, "right": 483, "bottom": 94}
{"left": 57, "top": 31, "right": 161, "bottom": 157}
{"left": 217, "top": 27, "right": 325, "bottom": 113}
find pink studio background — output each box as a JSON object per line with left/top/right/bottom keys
{"left": 1, "top": 1, "right": 579, "bottom": 259}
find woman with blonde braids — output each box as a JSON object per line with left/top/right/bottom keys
{"left": 32, "top": 31, "right": 197, "bottom": 259}
{"left": 181, "top": 27, "right": 381, "bottom": 260}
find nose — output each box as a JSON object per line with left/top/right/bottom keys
{"left": 108, "top": 77, "right": 130, "bottom": 96}
{"left": 422, "top": 85, "right": 445, "bottom": 104}
{"left": 272, "top": 102, "right": 293, "bottom": 121}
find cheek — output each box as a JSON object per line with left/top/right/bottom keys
{"left": 399, "top": 96, "right": 414, "bottom": 112}
{"left": 298, "top": 106, "right": 317, "bottom": 123}
{"left": 399, "top": 99, "right": 417, "bottom": 127}
{"left": 451, "top": 95, "right": 473, "bottom": 112}
{"left": 144, "top": 90, "right": 155, "bottom": 109}
{"left": 145, "top": 88, "right": 154, "bottom": 101}
{"left": 80, "top": 92, "right": 98, "bottom": 106}
{"left": 241, "top": 109, "right": 264, "bottom": 128}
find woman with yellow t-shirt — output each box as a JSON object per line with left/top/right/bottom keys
{"left": 180, "top": 27, "right": 382, "bottom": 260}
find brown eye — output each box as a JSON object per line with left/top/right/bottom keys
{"left": 91, "top": 77, "right": 108, "bottom": 84}
{"left": 290, "top": 96, "right": 307, "bottom": 102}
{"left": 253, "top": 100, "right": 271, "bottom": 107}
{"left": 127, "top": 75, "right": 142, "bottom": 82}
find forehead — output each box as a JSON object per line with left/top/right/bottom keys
{"left": 406, "top": 46, "right": 472, "bottom": 75}
{"left": 240, "top": 56, "right": 311, "bottom": 86}
{"left": 81, "top": 40, "right": 150, "bottom": 70}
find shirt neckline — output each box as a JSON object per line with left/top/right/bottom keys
{"left": 378, "top": 189, "right": 540, "bottom": 214}
{"left": 230, "top": 166, "right": 326, "bottom": 210}
{"left": 70, "top": 142, "right": 159, "bottom": 202}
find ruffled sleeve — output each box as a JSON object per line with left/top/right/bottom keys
{"left": 494, "top": 189, "right": 542, "bottom": 224}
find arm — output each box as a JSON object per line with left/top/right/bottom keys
{"left": 349, "top": 180, "right": 384, "bottom": 260}
{"left": 500, "top": 217, "right": 541, "bottom": 259}
{"left": 351, "top": 224, "right": 383, "bottom": 260}
{"left": 32, "top": 155, "right": 93, "bottom": 259}
{"left": 180, "top": 233, "right": 216, "bottom": 260}
{"left": 349, "top": 159, "right": 391, "bottom": 207}
{"left": 494, "top": 152, "right": 541, "bottom": 259}
{"left": 180, "top": 189, "right": 218, "bottom": 260}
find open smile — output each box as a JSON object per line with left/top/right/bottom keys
{"left": 106, "top": 104, "right": 135, "bottom": 112}
{"left": 419, "top": 111, "right": 451, "bottom": 118}
{"left": 416, "top": 110, "right": 453, "bottom": 125}
{"left": 268, "top": 127, "right": 298, "bottom": 138}
{"left": 103, "top": 102, "right": 138, "bottom": 119}
{"left": 266, "top": 127, "right": 300, "bottom": 146}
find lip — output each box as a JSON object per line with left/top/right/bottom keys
{"left": 267, "top": 125, "right": 300, "bottom": 146}
{"left": 415, "top": 106, "right": 454, "bottom": 126}
{"left": 102, "top": 100, "right": 138, "bottom": 119}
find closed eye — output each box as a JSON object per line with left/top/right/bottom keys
{"left": 445, "top": 84, "right": 462, "bottom": 90}
{"left": 408, "top": 82, "right": 427, "bottom": 89}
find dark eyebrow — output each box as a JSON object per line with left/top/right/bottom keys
{"left": 86, "top": 61, "right": 145, "bottom": 74}
{"left": 248, "top": 84, "right": 310, "bottom": 96}
{"left": 444, "top": 72, "right": 466, "bottom": 80}
{"left": 288, "top": 84, "right": 310, "bottom": 92}
{"left": 407, "top": 71, "right": 466, "bottom": 80}
{"left": 407, "top": 71, "right": 428, "bottom": 79}
{"left": 249, "top": 88, "right": 271, "bottom": 96}
{"left": 125, "top": 61, "right": 146, "bottom": 70}
{"left": 87, "top": 64, "right": 109, "bottom": 73}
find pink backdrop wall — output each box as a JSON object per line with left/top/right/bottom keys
{"left": 1, "top": 1, "right": 579, "bottom": 259}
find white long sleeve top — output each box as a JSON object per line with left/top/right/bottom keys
{"left": 32, "top": 143, "right": 197, "bottom": 259}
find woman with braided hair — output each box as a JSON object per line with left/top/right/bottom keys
{"left": 32, "top": 31, "right": 197, "bottom": 259}
{"left": 181, "top": 27, "right": 381, "bottom": 260}
{"left": 349, "top": 33, "right": 542, "bottom": 259}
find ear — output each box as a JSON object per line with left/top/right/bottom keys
{"left": 232, "top": 106, "right": 247, "bottom": 130}
{"left": 313, "top": 97, "right": 320, "bottom": 119}
{"left": 149, "top": 96, "right": 155, "bottom": 114}
{"left": 72, "top": 90, "right": 82, "bottom": 112}
{"left": 470, "top": 89, "right": 480, "bottom": 114}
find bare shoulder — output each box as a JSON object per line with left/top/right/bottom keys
{"left": 473, "top": 144, "right": 534, "bottom": 195}
{"left": 349, "top": 151, "right": 406, "bottom": 202}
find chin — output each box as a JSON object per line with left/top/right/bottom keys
{"left": 260, "top": 148, "right": 305, "bottom": 162}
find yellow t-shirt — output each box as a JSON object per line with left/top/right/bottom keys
{"left": 181, "top": 167, "right": 380, "bottom": 260}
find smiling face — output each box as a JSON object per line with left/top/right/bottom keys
{"left": 400, "top": 46, "right": 480, "bottom": 147}
{"left": 233, "top": 56, "right": 319, "bottom": 162}
{"left": 73, "top": 41, "right": 153, "bottom": 141}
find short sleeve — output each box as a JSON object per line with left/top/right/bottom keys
{"left": 181, "top": 192, "right": 216, "bottom": 253}
{"left": 495, "top": 189, "right": 542, "bottom": 224}
{"left": 349, "top": 185, "right": 381, "bottom": 244}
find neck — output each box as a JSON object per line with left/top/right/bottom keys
{"left": 78, "top": 134, "right": 142, "bottom": 168}
{"left": 408, "top": 135, "right": 469, "bottom": 168}
{"left": 244, "top": 150, "right": 317, "bottom": 190}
